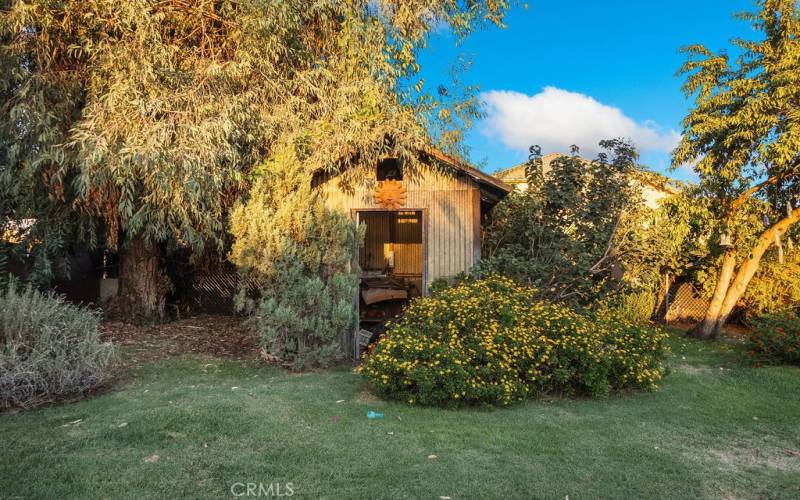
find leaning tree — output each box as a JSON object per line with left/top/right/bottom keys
{"left": 0, "top": 0, "right": 511, "bottom": 322}
{"left": 673, "top": 0, "right": 800, "bottom": 338}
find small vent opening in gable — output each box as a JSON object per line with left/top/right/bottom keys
{"left": 377, "top": 158, "right": 403, "bottom": 181}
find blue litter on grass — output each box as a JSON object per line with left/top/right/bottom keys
{"left": 367, "top": 411, "right": 384, "bottom": 419}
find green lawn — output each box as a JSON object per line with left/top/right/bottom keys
{"left": 1, "top": 330, "right": 799, "bottom": 499}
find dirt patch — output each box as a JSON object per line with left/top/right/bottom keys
{"left": 672, "top": 364, "right": 724, "bottom": 376}
{"left": 713, "top": 447, "right": 800, "bottom": 472}
{"left": 102, "top": 314, "right": 259, "bottom": 370}
{"left": 2, "top": 316, "right": 259, "bottom": 412}
{"left": 354, "top": 389, "right": 382, "bottom": 405}
{"left": 667, "top": 321, "right": 751, "bottom": 341}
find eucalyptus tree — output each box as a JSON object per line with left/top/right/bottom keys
{"left": 0, "top": 0, "right": 511, "bottom": 322}
{"left": 674, "top": 0, "right": 800, "bottom": 338}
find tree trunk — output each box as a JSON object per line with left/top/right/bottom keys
{"left": 711, "top": 207, "right": 800, "bottom": 334}
{"left": 713, "top": 253, "right": 763, "bottom": 335}
{"left": 687, "top": 249, "right": 736, "bottom": 339}
{"left": 117, "top": 237, "right": 169, "bottom": 324}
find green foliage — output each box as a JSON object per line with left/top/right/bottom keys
{"left": 672, "top": 1, "right": 800, "bottom": 333}
{"left": 674, "top": 1, "right": 800, "bottom": 191}
{"left": 0, "top": 281, "right": 113, "bottom": 409}
{"left": 427, "top": 277, "right": 452, "bottom": 295}
{"left": 595, "top": 290, "right": 657, "bottom": 325}
{"left": 748, "top": 312, "right": 800, "bottom": 366}
{"left": 615, "top": 187, "right": 707, "bottom": 288}
{"left": 229, "top": 152, "right": 360, "bottom": 370}
{"left": 675, "top": 188, "right": 800, "bottom": 314}
{"left": 0, "top": 240, "right": 8, "bottom": 289}
{"left": 478, "top": 139, "right": 657, "bottom": 302}
{"left": 739, "top": 254, "right": 800, "bottom": 321}
{"left": 254, "top": 267, "right": 358, "bottom": 371}
{"left": 0, "top": 0, "right": 511, "bottom": 292}
{"left": 427, "top": 272, "right": 469, "bottom": 295}
{"left": 360, "top": 275, "right": 670, "bottom": 407}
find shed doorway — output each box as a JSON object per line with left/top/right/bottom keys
{"left": 355, "top": 210, "right": 425, "bottom": 345}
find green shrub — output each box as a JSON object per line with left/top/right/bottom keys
{"left": 747, "top": 313, "right": 800, "bottom": 366}
{"left": 739, "top": 257, "right": 800, "bottom": 321}
{"left": 229, "top": 163, "right": 360, "bottom": 371}
{"left": 1, "top": 282, "right": 113, "bottom": 409}
{"left": 595, "top": 290, "right": 657, "bottom": 324}
{"left": 252, "top": 263, "right": 358, "bottom": 371}
{"left": 475, "top": 141, "right": 690, "bottom": 304}
{"left": 360, "top": 275, "right": 669, "bottom": 407}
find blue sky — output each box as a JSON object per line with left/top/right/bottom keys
{"left": 418, "top": 0, "right": 757, "bottom": 179}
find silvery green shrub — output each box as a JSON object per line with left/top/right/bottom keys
{"left": 1, "top": 282, "right": 113, "bottom": 409}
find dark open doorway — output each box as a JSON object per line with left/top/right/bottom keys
{"left": 355, "top": 209, "right": 425, "bottom": 349}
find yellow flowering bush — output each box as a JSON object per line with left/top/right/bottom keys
{"left": 360, "top": 275, "right": 669, "bottom": 407}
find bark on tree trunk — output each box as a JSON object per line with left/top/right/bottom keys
{"left": 687, "top": 249, "right": 737, "bottom": 339}
{"left": 704, "top": 208, "right": 800, "bottom": 336}
{"left": 711, "top": 208, "right": 800, "bottom": 334}
{"left": 713, "top": 254, "right": 763, "bottom": 336}
{"left": 117, "top": 237, "right": 169, "bottom": 324}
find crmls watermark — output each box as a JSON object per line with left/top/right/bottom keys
{"left": 230, "top": 482, "right": 294, "bottom": 497}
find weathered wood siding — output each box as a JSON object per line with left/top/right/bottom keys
{"left": 359, "top": 211, "right": 423, "bottom": 275}
{"left": 320, "top": 166, "right": 480, "bottom": 292}
{"left": 359, "top": 211, "right": 392, "bottom": 271}
{"left": 392, "top": 211, "right": 423, "bottom": 276}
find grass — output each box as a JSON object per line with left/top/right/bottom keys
{"left": 1, "top": 330, "right": 799, "bottom": 499}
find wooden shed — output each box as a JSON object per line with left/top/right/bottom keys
{"left": 315, "top": 148, "right": 510, "bottom": 351}
{"left": 318, "top": 149, "right": 510, "bottom": 293}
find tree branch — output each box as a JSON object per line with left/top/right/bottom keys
{"left": 589, "top": 214, "right": 622, "bottom": 274}
{"left": 730, "top": 175, "right": 782, "bottom": 211}
{"left": 731, "top": 159, "right": 800, "bottom": 212}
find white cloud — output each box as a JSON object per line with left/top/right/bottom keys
{"left": 481, "top": 87, "right": 680, "bottom": 157}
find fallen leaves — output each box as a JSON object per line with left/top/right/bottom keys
{"left": 101, "top": 315, "right": 258, "bottom": 370}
